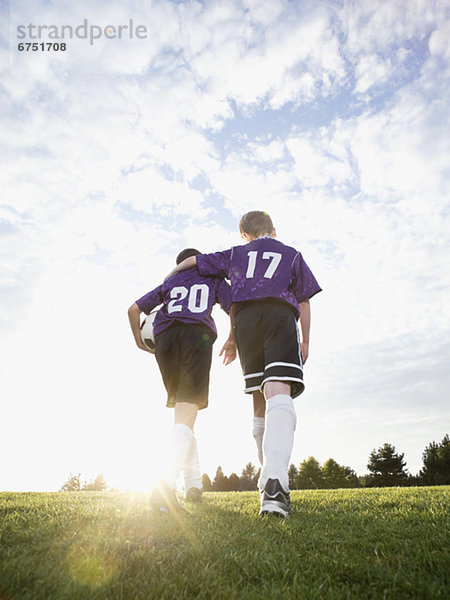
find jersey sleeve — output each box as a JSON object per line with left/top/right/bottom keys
{"left": 197, "top": 249, "right": 232, "bottom": 279}
{"left": 135, "top": 284, "right": 164, "bottom": 315}
{"left": 291, "top": 253, "right": 322, "bottom": 303}
{"left": 216, "top": 279, "right": 232, "bottom": 314}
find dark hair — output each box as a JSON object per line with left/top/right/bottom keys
{"left": 239, "top": 211, "right": 274, "bottom": 237}
{"left": 176, "top": 248, "right": 201, "bottom": 265}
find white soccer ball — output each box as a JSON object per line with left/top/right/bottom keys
{"left": 140, "top": 310, "right": 158, "bottom": 353}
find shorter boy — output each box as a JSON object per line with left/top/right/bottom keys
{"left": 128, "top": 248, "right": 231, "bottom": 513}
{"left": 166, "top": 213, "right": 321, "bottom": 517}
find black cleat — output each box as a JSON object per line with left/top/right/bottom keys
{"left": 150, "top": 480, "right": 185, "bottom": 514}
{"left": 185, "top": 487, "right": 203, "bottom": 503}
{"left": 259, "top": 478, "right": 293, "bottom": 518}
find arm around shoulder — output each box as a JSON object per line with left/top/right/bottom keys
{"left": 164, "top": 255, "right": 198, "bottom": 281}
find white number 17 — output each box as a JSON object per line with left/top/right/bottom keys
{"left": 246, "top": 251, "right": 282, "bottom": 279}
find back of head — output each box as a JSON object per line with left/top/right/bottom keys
{"left": 176, "top": 248, "right": 201, "bottom": 265}
{"left": 239, "top": 211, "right": 273, "bottom": 238}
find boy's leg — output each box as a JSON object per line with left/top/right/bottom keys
{"left": 183, "top": 437, "right": 202, "bottom": 501}
{"left": 260, "top": 381, "right": 297, "bottom": 493}
{"left": 252, "top": 391, "right": 266, "bottom": 465}
{"left": 165, "top": 402, "right": 198, "bottom": 489}
{"left": 174, "top": 401, "right": 198, "bottom": 429}
{"left": 151, "top": 325, "right": 209, "bottom": 513}
{"left": 235, "top": 302, "right": 301, "bottom": 517}
{"left": 175, "top": 399, "right": 202, "bottom": 496}
{"left": 151, "top": 402, "right": 198, "bottom": 513}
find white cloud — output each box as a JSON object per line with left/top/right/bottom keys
{"left": 354, "top": 54, "right": 392, "bottom": 94}
{"left": 269, "top": 72, "right": 316, "bottom": 109}
{"left": 210, "top": 156, "right": 297, "bottom": 215}
{"left": 351, "top": 89, "right": 449, "bottom": 213}
{"left": 114, "top": 166, "right": 207, "bottom": 216}
{"left": 248, "top": 138, "right": 285, "bottom": 162}
{"left": 286, "top": 132, "right": 354, "bottom": 189}
{"left": 429, "top": 20, "right": 450, "bottom": 60}
{"left": 342, "top": 0, "right": 437, "bottom": 57}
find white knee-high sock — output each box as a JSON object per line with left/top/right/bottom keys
{"left": 252, "top": 417, "right": 265, "bottom": 466}
{"left": 260, "top": 394, "right": 297, "bottom": 492}
{"left": 183, "top": 436, "right": 202, "bottom": 491}
{"left": 165, "top": 424, "right": 194, "bottom": 490}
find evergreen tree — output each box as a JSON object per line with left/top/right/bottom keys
{"left": 240, "top": 462, "right": 258, "bottom": 491}
{"left": 60, "top": 473, "right": 82, "bottom": 492}
{"left": 296, "top": 457, "right": 323, "bottom": 489}
{"left": 288, "top": 464, "right": 299, "bottom": 490}
{"left": 322, "top": 458, "right": 350, "bottom": 489}
{"left": 201, "top": 473, "right": 213, "bottom": 491}
{"left": 367, "top": 443, "right": 408, "bottom": 486}
{"left": 420, "top": 434, "right": 450, "bottom": 485}
{"left": 227, "top": 473, "right": 240, "bottom": 491}
{"left": 343, "top": 466, "right": 361, "bottom": 488}
{"left": 82, "top": 473, "right": 108, "bottom": 491}
{"left": 213, "top": 466, "right": 228, "bottom": 491}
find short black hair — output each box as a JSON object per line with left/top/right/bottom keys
{"left": 176, "top": 248, "right": 201, "bottom": 265}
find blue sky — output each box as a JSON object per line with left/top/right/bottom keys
{"left": 1, "top": 0, "right": 449, "bottom": 491}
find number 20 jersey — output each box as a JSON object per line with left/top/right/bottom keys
{"left": 135, "top": 270, "right": 232, "bottom": 339}
{"left": 196, "top": 237, "right": 321, "bottom": 319}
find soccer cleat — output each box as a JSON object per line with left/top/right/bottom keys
{"left": 259, "top": 478, "right": 293, "bottom": 518}
{"left": 185, "top": 487, "right": 203, "bottom": 503}
{"left": 150, "top": 480, "right": 185, "bottom": 514}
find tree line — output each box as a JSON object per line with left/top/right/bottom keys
{"left": 60, "top": 434, "right": 449, "bottom": 492}
{"left": 60, "top": 473, "right": 111, "bottom": 492}
{"left": 205, "top": 434, "right": 450, "bottom": 491}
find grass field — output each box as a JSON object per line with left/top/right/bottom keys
{"left": 0, "top": 486, "right": 448, "bottom": 599}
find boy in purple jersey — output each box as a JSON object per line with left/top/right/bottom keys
{"left": 128, "top": 248, "right": 231, "bottom": 513}
{"left": 166, "top": 212, "right": 321, "bottom": 518}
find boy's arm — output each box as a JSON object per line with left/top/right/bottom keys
{"left": 128, "top": 302, "right": 153, "bottom": 353}
{"left": 220, "top": 303, "right": 237, "bottom": 365}
{"left": 299, "top": 299, "right": 311, "bottom": 363}
{"left": 166, "top": 250, "right": 231, "bottom": 281}
{"left": 164, "top": 256, "right": 197, "bottom": 281}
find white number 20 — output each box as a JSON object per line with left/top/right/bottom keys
{"left": 246, "top": 251, "right": 282, "bottom": 279}
{"left": 167, "top": 284, "right": 209, "bottom": 314}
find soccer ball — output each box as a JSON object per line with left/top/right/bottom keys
{"left": 140, "top": 310, "right": 158, "bottom": 353}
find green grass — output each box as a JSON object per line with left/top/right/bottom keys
{"left": 0, "top": 487, "right": 448, "bottom": 599}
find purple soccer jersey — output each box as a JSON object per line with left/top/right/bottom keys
{"left": 196, "top": 237, "right": 321, "bottom": 318}
{"left": 136, "top": 269, "right": 231, "bottom": 338}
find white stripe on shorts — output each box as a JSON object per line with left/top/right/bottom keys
{"left": 244, "top": 384, "right": 262, "bottom": 392}
{"left": 262, "top": 376, "right": 304, "bottom": 386}
{"left": 264, "top": 361, "right": 302, "bottom": 371}
{"left": 244, "top": 371, "right": 264, "bottom": 380}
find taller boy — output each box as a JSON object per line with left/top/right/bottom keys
{"left": 168, "top": 211, "right": 321, "bottom": 517}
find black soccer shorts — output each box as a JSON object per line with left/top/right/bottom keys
{"left": 234, "top": 300, "right": 304, "bottom": 398}
{"left": 155, "top": 324, "right": 215, "bottom": 410}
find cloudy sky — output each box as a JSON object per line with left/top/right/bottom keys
{"left": 1, "top": 0, "right": 449, "bottom": 492}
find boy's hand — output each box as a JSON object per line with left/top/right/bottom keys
{"left": 301, "top": 341, "right": 309, "bottom": 363}
{"left": 164, "top": 255, "right": 197, "bottom": 281}
{"left": 137, "top": 339, "right": 153, "bottom": 353}
{"left": 220, "top": 339, "right": 237, "bottom": 365}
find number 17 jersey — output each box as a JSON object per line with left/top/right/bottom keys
{"left": 196, "top": 237, "right": 321, "bottom": 319}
